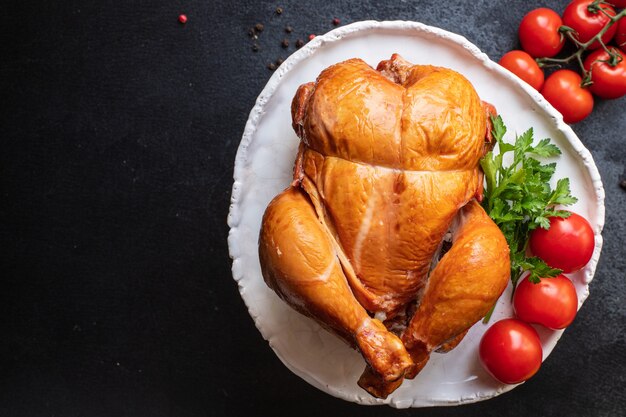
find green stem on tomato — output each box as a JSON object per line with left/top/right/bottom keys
{"left": 598, "top": 37, "right": 613, "bottom": 56}
{"left": 536, "top": 8, "right": 626, "bottom": 84}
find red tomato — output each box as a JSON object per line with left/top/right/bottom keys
{"left": 540, "top": 70, "right": 594, "bottom": 123}
{"left": 499, "top": 50, "right": 545, "bottom": 90}
{"left": 479, "top": 319, "right": 543, "bottom": 384}
{"left": 615, "top": 16, "right": 626, "bottom": 54}
{"left": 529, "top": 211, "right": 595, "bottom": 273}
{"left": 584, "top": 47, "right": 626, "bottom": 99}
{"left": 562, "top": 0, "right": 617, "bottom": 49}
{"left": 514, "top": 275, "right": 578, "bottom": 329}
{"left": 518, "top": 8, "right": 565, "bottom": 58}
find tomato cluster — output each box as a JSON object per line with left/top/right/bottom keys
{"left": 498, "top": 1, "right": 626, "bottom": 123}
{"left": 480, "top": 212, "right": 595, "bottom": 385}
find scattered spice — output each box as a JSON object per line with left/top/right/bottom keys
{"left": 178, "top": 14, "right": 188, "bottom": 24}
{"left": 245, "top": 11, "right": 325, "bottom": 62}
{"left": 620, "top": 179, "right": 626, "bottom": 191}
{"left": 332, "top": 17, "right": 340, "bottom": 26}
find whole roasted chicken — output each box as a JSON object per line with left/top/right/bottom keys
{"left": 258, "top": 54, "right": 510, "bottom": 398}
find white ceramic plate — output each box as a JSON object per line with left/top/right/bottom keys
{"left": 227, "top": 21, "right": 605, "bottom": 408}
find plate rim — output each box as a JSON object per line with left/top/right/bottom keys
{"left": 227, "top": 20, "right": 606, "bottom": 408}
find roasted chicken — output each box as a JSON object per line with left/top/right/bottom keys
{"left": 258, "top": 54, "right": 510, "bottom": 398}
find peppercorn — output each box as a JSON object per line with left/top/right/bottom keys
{"left": 281, "top": 39, "right": 289, "bottom": 48}
{"left": 268, "top": 62, "right": 277, "bottom": 70}
{"left": 295, "top": 39, "right": 304, "bottom": 48}
{"left": 255, "top": 23, "right": 264, "bottom": 32}
{"left": 332, "top": 17, "right": 340, "bottom": 25}
{"left": 276, "top": 58, "right": 284, "bottom": 66}
{"left": 252, "top": 44, "right": 260, "bottom": 52}
{"left": 620, "top": 179, "right": 626, "bottom": 191}
{"left": 285, "top": 26, "right": 293, "bottom": 33}
{"left": 248, "top": 28, "right": 255, "bottom": 37}
{"left": 276, "top": 7, "right": 283, "bottom": 14}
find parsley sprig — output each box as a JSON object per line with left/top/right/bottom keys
{"left": 480, "top": 116, "right": 578, "bottom": 298}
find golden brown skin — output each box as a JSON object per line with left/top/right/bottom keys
{"left": 258, "top": 54, "right": 510, "bottom": 398}
{"left": 358, "top": 200, "right": 510, "bottom": 397}
{"left": 259, "top": 187, "right": 413, "bottom": 382}
{"left": 402, "top": 201, "right": 510, "bottom": 368}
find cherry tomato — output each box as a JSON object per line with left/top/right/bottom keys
{"left": 584, "top": 47, "right": 626, "bottom": 99}
{"left": 479, "top": 318, "right": 543, "bottom": 384}
{"left": 514, "top": 275, "right": 578, "bottom": 329}
{"left": 615, "top": 16, "right": 626, "bottom": 54}
{"left": 518, "top": 8, "right": 565, "bottom": 58}
{"left": 499, "top": 50, "right": 545, "bottom": 90}
{"left": 541, "top": 70, "right": 594, "bottom": 123}
{"left": 529, "top": 211, "right": 595, "bottom": 273}
{"left": 562, "top": 0, "right": 617, "bottom": 49}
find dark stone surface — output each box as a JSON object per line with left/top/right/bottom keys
{"left": 1, "top": 0, "right": 624, "bottom": 416}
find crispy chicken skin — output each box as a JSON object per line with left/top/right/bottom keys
{"left": 258, "top": 54, "right": 510, "bottom": 398}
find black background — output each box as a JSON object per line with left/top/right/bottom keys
{"left": 2, "top": 1, "right": 625, "bottom": 416}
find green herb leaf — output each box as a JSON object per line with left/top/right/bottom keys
{"left": 491, "top": 115, "right": 507, "bottom": 142}
{"left": 514, "top": 128, "right": 534, "bottom": 162}
{"left": 521, "top": 257, "right": 563, "bottom": 283}
{"left": 529, "top": 138, "right": 562, "bottom": 157}
{"left": 480, "top": 117, "right": 576, "bottom": 309}
{"left": 480, "top": 152, "right": 497, "bottom": 204}
{"left": 549, "top": 178, "right": 578, "bottom": 206}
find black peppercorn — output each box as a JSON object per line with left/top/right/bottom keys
{"left": 285, "top": 25, "right": 293, "bottom": 33}
{"left": 276, "top": 7, "right": 283, "bottom": 14}
{"left": 276, "top": 58, "right": 284, "bottom": 65}
{"left": 295, "top": 39, "right": 304, "bottom": 48}
{"left": 281, "top": 39, "right": 289, "bottom": 48}
{"left": 268, "top": 62, "right": 277, "bottom": 70}
{"left": 620, "top": 179, "right": 626, "bottom": 190}
{"left": 255, "top": 23, "right": 264, "bottom": 32}
{"left": 252, "top": 44, "right": 259, "bottom": 52}
{"left": 248, "top": 28, "right": 255, "bottom": 37}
